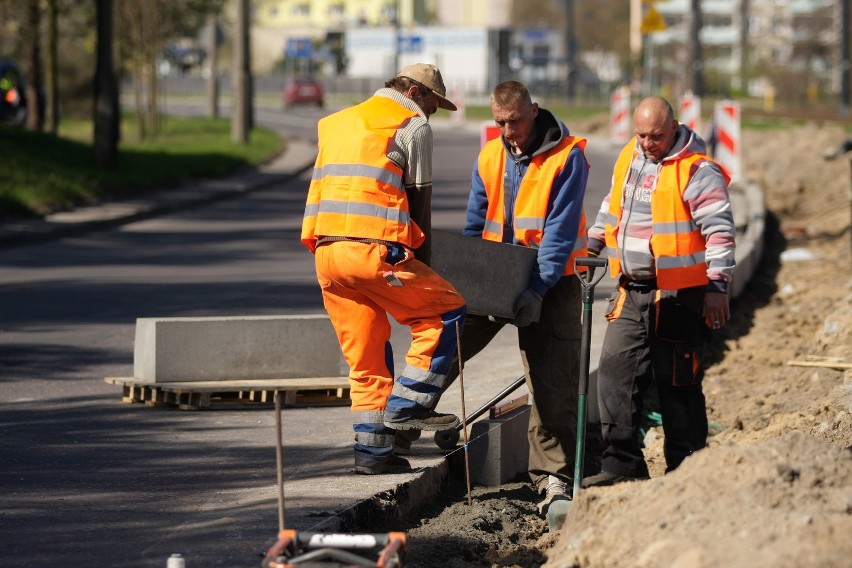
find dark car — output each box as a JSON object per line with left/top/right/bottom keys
{"left": 283, "top": 77, "right": 324, "bottom": 108}
{"left": 0, "top": 58, "right": 28, "bottom": 125}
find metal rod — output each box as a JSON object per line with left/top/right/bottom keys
{"left": 457, "top": 375, "right": 525, "bottom": 429}
{"left": 275, "top": 390, "right": 285, "bottom": 531}
{"left": 456, "top": 320, "right": 473, "bottom": 506}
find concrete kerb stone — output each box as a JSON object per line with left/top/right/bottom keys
{"left": 133, "top": 314, "right": 345, "bottom": 383}
{"left": 307, "top": 461, "right": 452, "bottom": 533}
{"left": 731, "top": 179, "right": 766, "bottom": 299}
{"left": 467, "top": 405, "right": 531, "bottom": 486}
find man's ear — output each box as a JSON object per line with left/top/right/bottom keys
{"left": 531, "top": 102, "right": 539, "bottom": 118}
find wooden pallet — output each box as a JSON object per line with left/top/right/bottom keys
{"left": 104, "top": 377, "right": 351, "bottom": 410}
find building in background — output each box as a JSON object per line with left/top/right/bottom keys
{"left": 244, "top": 0, "right": 843, "bottom": 104}
{"left": 647, "top": 0, "right": 838, "bottom": 101}
{"left": 251, "top": 0, "right": 615, "bottom": 98}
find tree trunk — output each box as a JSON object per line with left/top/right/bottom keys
{"left": 25, "top": 0, "right": 44, "bottom": 132}
{"left": 94, "top": 0, "right": 119, "bottom": 168}
{"left": 231, "top": 0, "right": 250, "bottom": 143}
{"left": 45, "top": 0, "right": 58, "bottom": 134}
{"left": 206, "top": 12, "right": 219, "bottom": 118}
{"left": 144, "top": 0, "right": 160, "bottom": 138}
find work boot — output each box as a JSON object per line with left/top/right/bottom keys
{"left": 384, "top": 410, "right": 460, "bottom": 432}
{"left": 393, "top": 429, "right": 422, "bottom": 455}
{"left": 581, "top": 470, "right": 649, "bottom": 488}
{"left": 354, "top": 455, "right": 412, "bottom": 476}
{"left": 537, "top": 475, "right": 572, "bottom": 516}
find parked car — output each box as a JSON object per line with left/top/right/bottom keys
{"left": 0, "top": 58, "right": 28, "bottom": 125}
{"left": 282, "top": 77, "right": 324, "bottom": 108}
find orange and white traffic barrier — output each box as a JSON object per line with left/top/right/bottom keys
{"left": 713, "top": 99, "right": 741, "bottom": 181}
{"left": 450, "top": 87, "right": 466, "bottom": 124}
{"left": 679, "top": 92, "right": 701, "bottom": 133}
{"left": 481, "top": 120, "right": 501, "bottom": 148}
{"left": 610, "top": 86, "right": 631, "bottom": 145}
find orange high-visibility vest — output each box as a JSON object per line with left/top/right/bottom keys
{"left": 604, "top": 140, "right": 731, "bottom": 288}
{"left": 301, "top": 96, "right": 426, "bottom": 252}
{"left": 476, "top": 135, "right": 588, "bottom": 276}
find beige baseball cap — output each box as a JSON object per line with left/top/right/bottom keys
{"left": 396, "top": 63, "right": 458, "bottom": 111}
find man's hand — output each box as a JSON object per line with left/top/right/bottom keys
{"left": 513, "top": 289, "right": 543, "bottom": 327}
{"left": 704, "top": 291, "right": 730, "bottom": 330}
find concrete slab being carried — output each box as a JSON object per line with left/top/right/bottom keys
{"left": 430, "top": 230, "right": 537, "bottom": 319}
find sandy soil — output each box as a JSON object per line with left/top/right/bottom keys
{"left": 396, "top": 119, "right": 852, "bottom": 567}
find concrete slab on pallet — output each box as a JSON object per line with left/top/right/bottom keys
{"left": 133, "top": 314, "right": 346, "bottom": 383}
{"left": 430, "top": 230, "right": 537, "bottom": 319}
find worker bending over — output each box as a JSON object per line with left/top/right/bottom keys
{"left": 301, "top": 63, "right": 466, "bottom": 475}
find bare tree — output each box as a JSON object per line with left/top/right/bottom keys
{"left": 94, "top": 0, "right": 119, "bottom": 167}
{"left": 118, "top": 0, "right": 161, "bottom": 139}
{"left": 24, "top": 0, "right": 44, "bottom": 131}
{"left": 116, "top": 0, "right": 225, "bottom": 140}
{"left": 45, "top": 0, "right": 59, "bottom": 134}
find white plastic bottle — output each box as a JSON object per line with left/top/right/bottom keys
{"left": 167, "top": 553, "right": 185, "bottom": 568}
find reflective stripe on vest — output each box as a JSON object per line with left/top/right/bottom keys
{"left": 477, "top": 135, "right": 588, "bottom": 276}
{"left": 605, "top": 140, "right": 729, "bottom": 289}
{"left": 301, "top": 96, "right": 426, "bottom": 252}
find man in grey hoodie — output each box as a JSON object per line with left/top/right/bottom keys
{"left": 584, "top": 96, "right": 736, "bottom": 487}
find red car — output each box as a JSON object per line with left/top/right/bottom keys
{"left": 283, "top": 78, "right": 324, "bottom": 108}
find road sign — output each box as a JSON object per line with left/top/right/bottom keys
{"left": 640, "top": 6, "right": 667, "bottom": 33}
{"left": 397, "top": 35, "right": 423, "bottom": 54}
{"left": 286, "top": 38, "right": 313, "bottom": 58}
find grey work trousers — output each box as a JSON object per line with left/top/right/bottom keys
{"left": 444, "top": 276, "right": 603, "bottom": 492}
{"left": 596, "top": 280, "right": 710, "bottom": 477}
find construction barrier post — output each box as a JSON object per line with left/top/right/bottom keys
{"left": 610, "top": 85, "right": 631, "bottom": 145}
{"left": 451, "top": 87, "right": 465, "bottom": 124}
{"left": 713, "top": 99, "right": 742, "bottom": 182}
{"left": 480, "top": 121, "right": 501, "bottom": 148}
{"left": 679, "top": 91, "right": 701, "bottom": 133}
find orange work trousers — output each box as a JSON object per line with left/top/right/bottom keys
{"left": 315, "top": 240, "right": 466, "bottom": 414}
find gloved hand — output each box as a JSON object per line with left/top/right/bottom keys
{"left": 512, "top": 289, "right": 543, "bottom": 327}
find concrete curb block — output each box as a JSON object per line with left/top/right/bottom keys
{"left": 133, "top": 315, "right": 345, "bottom": 382}
{"left": 307, "top": 460, "right": 452, "bottom": 533}
{"left": 731, "top": 179, "right": 766, "bottom": 299}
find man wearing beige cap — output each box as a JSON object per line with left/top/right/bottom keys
{"left": 301, "top": 63, "right": 466, "bottom": 475}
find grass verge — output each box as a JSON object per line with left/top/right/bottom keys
{"left": 0, "top": 115, "right": 283, "bottom": 217}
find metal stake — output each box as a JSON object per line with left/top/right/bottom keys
{"left": 456, "top": 320, "right": 473, "bottom": 506}
{"left": 275, "top": 390, "right": 285, "bottom": 531}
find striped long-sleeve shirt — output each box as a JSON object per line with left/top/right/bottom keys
{"left": 587, "top": 125, "right": 736, "bottom": 293}
{"left": 375, "top": 87, "right": 436, "bottom": 264}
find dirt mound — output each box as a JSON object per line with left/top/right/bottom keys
{"left": 552, "top": 433, "right": 852, "bottom": 568}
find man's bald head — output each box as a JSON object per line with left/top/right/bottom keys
{"left": 633, "top": 96, "right": 679, "bottom": 162}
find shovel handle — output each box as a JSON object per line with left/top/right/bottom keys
{"left": 574, "top": 256, "right": 608, "bottom": 292}
{"left": 575, "top": 256, "right": 608, "bottom": 268}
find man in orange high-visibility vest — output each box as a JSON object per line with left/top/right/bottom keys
{"left": 301, "top": 64, "right": 466, "bottom": 475}
{"left": 424, "top": 81, "right": 599, "bottom": 519}
{"left": 584, "top": 96, "right": 736, "bottom": 487}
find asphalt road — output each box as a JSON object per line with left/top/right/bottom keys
{"left": 0, "top": 103, "right": 618, "bottom": 567}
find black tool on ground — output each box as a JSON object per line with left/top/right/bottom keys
{"left": 433, "top": 375, "right": 526, "bottom": 450}
{"left": 261, "top": 530, "right": 406, "bottom": 568}
{"left": 571, "top": 256, "right": 609, "bottom": 497}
